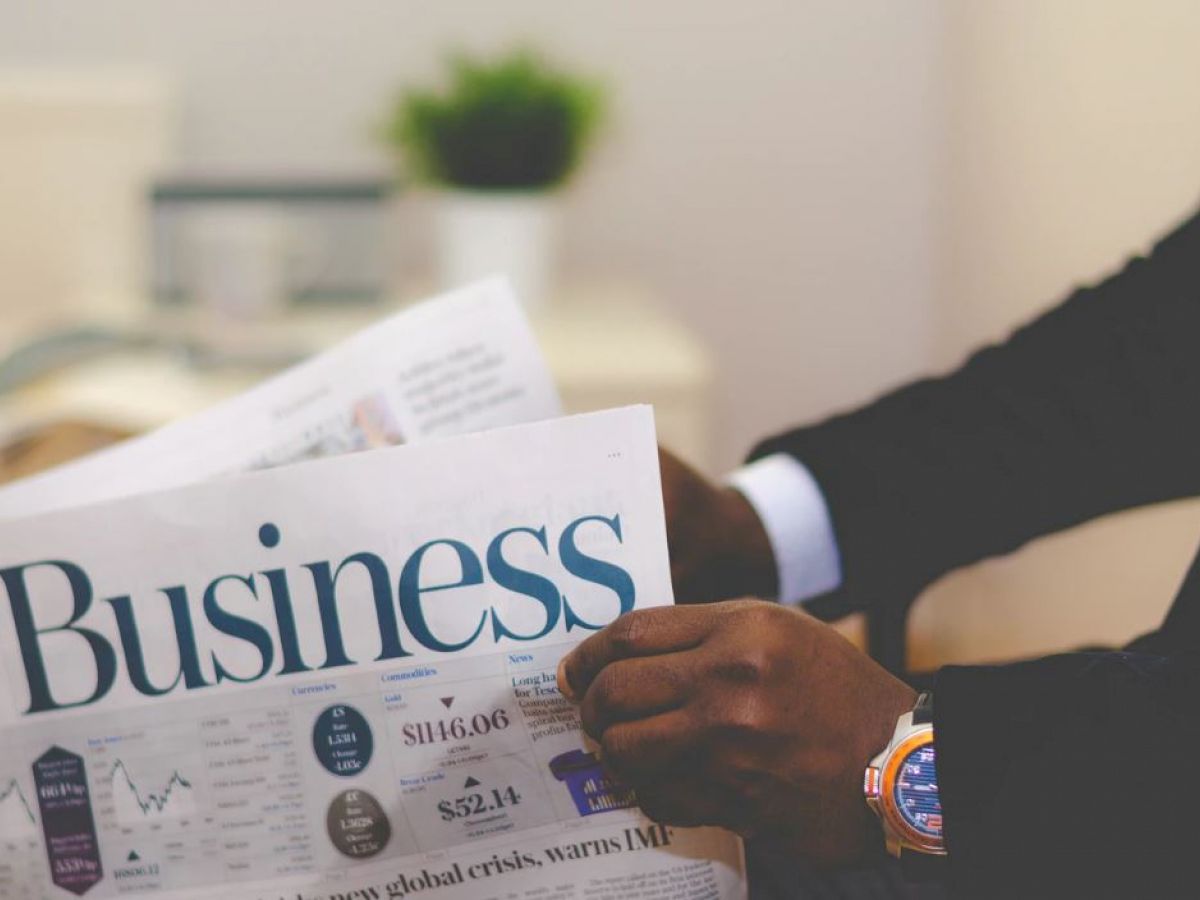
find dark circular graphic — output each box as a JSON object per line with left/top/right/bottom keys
{"left": 258, "top": 522, "right": 280, "bottom": 548}
{"left": 313, "top": 704, "right": 374, "bottom": 777}
{"left": 326, "top": 789, "right": 391, "bottom": 859}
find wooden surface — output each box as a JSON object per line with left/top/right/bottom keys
{"left": 0, "top": 421, "right": 129, "bottom": 486}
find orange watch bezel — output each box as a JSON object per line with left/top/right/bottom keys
{"left": 878, "top": 726, "right": 944, "bottom": 854}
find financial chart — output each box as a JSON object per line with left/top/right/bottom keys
{"left": 2, "top": 641, "right": 636, "bottom": 897}
{"left": 0, "top": 773, "right": 47, "bottom": 899}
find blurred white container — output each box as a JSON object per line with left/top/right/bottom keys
{"left": 435, "top": 191, "right": 558, "bottom": 314}
{"left": 182, "top": 204, "right": 320, "bottom": 322}
{"left": 0, "top": 69, "right": 173, "bottom": 333}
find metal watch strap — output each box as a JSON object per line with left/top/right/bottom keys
{"left": 911, "top": 690, "right": 934, "bottom": 725}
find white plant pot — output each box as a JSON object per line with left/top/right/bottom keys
{"left": 435, "top": 190, "right": 558, "bottom": 314}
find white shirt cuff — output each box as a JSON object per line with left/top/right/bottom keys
{"left": 727, "top": 453, "right": 843, "bottom": 605}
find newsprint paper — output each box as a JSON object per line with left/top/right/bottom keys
{"left": 0, "top": 290, "right": 747, "bottom": 900}
{"left": 0, "top": 277, "right": 562, "bottom": 520}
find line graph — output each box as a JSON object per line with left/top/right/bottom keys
{"left": 107, "top": 759, "right": 196, "bottom": 824}
{"left": 0, "top": 777, "right": 38, "bottom": 836}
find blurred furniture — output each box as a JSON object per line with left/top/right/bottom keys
{"left": 0, "top": 283, "right": 714, "bottom": 483}
{"left": 151, "top": 177, "right": 393, "bottom": 308}
{"left": 0, "top": 69, "right": 173, "bottom": 336}
{"left": 539, "top": 285, "right": 713, "bottom": 469}
{"left": 0, "top": 421, "right": 132, "bottom": 484}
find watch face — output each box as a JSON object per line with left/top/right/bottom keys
{"left": 892, "top": 742, "right": 942, "bottom": 842}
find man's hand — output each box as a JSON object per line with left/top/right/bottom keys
{"left": 558, "top": 600, "right": 916, "bottom": 866}
{"left": 659, "top": 449, "right": 777, "bottom": 603}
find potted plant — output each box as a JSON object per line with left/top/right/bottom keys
{"left": 386, "top": 49, "right": 605, "bottom": 312}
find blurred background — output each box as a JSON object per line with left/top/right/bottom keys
{"left": 3, "top": 0, "right": 1200, "bottom": 671}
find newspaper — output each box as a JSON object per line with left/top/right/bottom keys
{"left": 0, "top": 288, "right": 746, "bottom": 898}
{"left": 0, "top": 277, "right": 562, "bottom": 519}
{"left": 0, "top": 406, "right": 745, "bottom": 899}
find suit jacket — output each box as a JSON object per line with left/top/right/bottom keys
{"left": 750, "top": 205, "right": 1200, "bottom": 896}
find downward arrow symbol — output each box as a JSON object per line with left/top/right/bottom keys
{"left": 440, "top": 697, "right": 454, "bottom": 709}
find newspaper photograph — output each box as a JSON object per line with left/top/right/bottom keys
{"left": 0, "top": 406, "right": 747, "bottom": 899}
{"left": 0, "top": 277, "right": 561, "bottom": 520}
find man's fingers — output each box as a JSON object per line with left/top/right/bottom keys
{"left": 558, "top": 606, "right": 715, "bottom": 701}
{"left": 598, "top": 709, "right": 693, "bottom": 780}
{"left": 600, "top": 720, "right": 758, "bottom": 840}
{"left": 597, "top": 713, "right": 755, "bottom": 833}
{"left": 578, "top": 653, "right": 692, "bottom": 740}
{"left": 635, "top": 774, "right": 728, "bottom": 829}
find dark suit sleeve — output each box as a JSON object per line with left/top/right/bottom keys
{"left": 750, "top": 205, "right": 1200, "bottom": 615}
{"left": 934, "top": 650, "right": 1200, "bottom": 897}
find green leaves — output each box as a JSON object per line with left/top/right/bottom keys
{"left": 386, "top": 49, "right": 606, "bottom": 191}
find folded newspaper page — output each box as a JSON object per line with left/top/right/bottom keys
{"left": 0, "top": 277, "right": 561, "bottom": 519}
{"left": 0, "top": 406, "right": 747, "bottom": 899}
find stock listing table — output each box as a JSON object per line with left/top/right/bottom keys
{"left": 0, "top": 641, "right": 641, "bottom": 897}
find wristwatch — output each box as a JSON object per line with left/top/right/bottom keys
{"left": 864, "top": 692, "right": 946, "bottom": 873}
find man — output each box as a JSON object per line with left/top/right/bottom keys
{"left": 557, "top": 204, "right": 1200, "bottom": 898}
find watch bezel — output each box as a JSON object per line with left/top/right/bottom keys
{"left": 878, "top": 726, "right": 945, "bottom": 855}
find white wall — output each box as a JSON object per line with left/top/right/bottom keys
{"left": 0, "top": 0, "right": 944, "bottom": 471}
